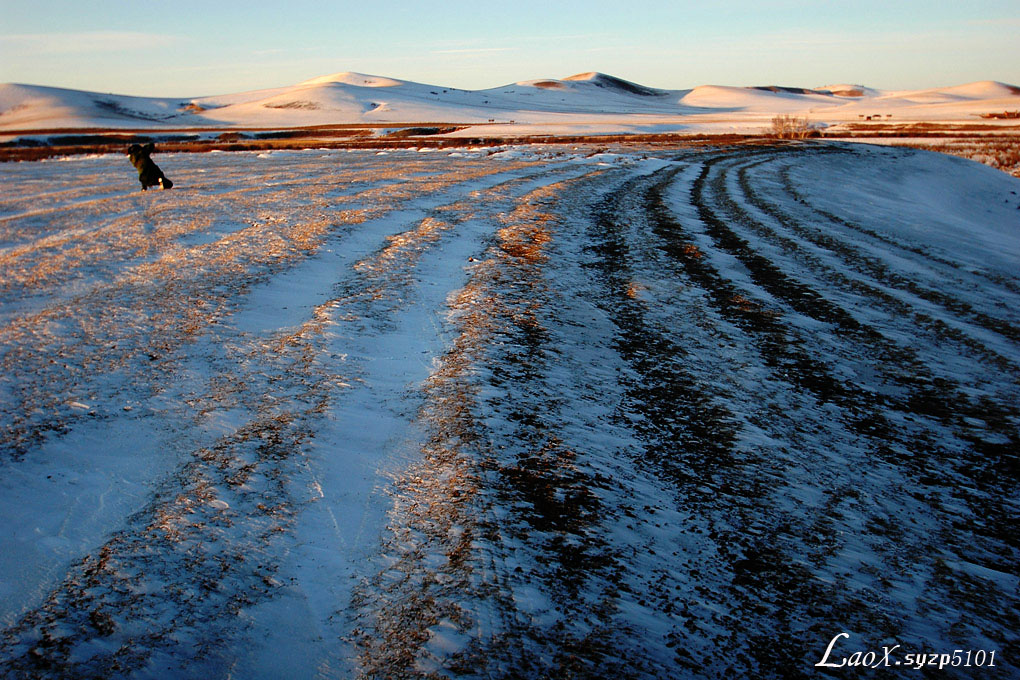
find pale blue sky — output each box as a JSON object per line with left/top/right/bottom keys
{"left": 1, "top": 1, "right": 1018, "bottom": 96}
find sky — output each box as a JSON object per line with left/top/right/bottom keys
{"left": 1, "top": 1, "right": 1018, "bottom": 97}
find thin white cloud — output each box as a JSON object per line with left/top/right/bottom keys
{"left": 1, "top": 31, "right": 185, "bottom": 55}
{"left": 432, "top": 47, "right": 517, "bottom": 55}
{"left": 428, "top": 33, "right": 611, "bottom": 55}
{"left": 966, "top": 17, "right": 1020, "bottom": 27}
{"left": 519, "top": 33, "right": 614, "bottom": 43}
{"left": 250, "top": 46, "right": 328, "bottom": 57}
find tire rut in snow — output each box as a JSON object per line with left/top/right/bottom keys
{"left": 776, "top": 153, "right": 1020, "bottom": 297}
{"left": 689, "top": 149, "right": 1020, "bottom": 539}
{"left": 0, "top": 155, "right": 562, "bottom": 678}
{"left": 646, "top": 146, "right": 1019, "bottom": 676}
{"left": 0, "top": 304, "right": 343, "bottom": 678}
{"left": 351, "top": 171, "right": 663, "bottom": 679}
{"left": 585, "top": 162, "right": 907, "bottom": 677}
{"left": 732, "top": 154, "right": 1020, "bottom": 368}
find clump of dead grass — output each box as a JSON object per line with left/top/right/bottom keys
{"left": 768, "top": 115, "right": 815, "bottom": 140}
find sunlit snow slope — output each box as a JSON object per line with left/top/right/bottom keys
{"left": 1, "top": 71, "right": 1018, "bottom": 133}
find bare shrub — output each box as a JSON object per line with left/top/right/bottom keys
{"left": 769, "top": 114, "right": 813, "bottom": 139}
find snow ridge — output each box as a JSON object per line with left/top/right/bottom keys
{"left": 1, "top": 71, "right": 1017, "bottom": 131}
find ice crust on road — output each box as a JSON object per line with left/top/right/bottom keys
{"left": 0, "top": 143, "right": 1018, "bottom": 678}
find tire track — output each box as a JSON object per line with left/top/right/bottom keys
{"left": 0, "top": 296, "right": 345, "bottom": 678}
{"left": 0, "top": 155, "right": 547, "bottom": 461}
{"left": 650, "top": 155, "right": 867, "bottom": 414}
{"left": 535, "top": 148, "right": 1019, "bottom": 677}
{"left": 585, "top": 162, "right": 910, "bottom": 678}
{"left": 0, "top": 154, "right": 576, "bottom": 678}
{"left": 350, "top": 171, "right": 656, "bottom": 679}
{"left": 731, "top": 154, "right": 1020, "bottom": 365}
{"left": 776, "top": 153, "right": 1020, "bottom": 297}
{"left": 688, "top": 150, "right": 1019, "bottom": 494}
{"left": 648, "top": 147, "right": 1018, "bottom": 675}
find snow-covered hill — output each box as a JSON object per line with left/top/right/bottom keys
{"left": 1, "top": 71, "right": 1017, "bottom": 134}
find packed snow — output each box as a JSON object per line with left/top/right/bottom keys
{"left": 0, "top": 141, "right": 1018, "bottom": 679}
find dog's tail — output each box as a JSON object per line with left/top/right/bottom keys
{"left": 159, "top": 177, "right": 174, "bottom": 190}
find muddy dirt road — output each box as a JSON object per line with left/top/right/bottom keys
{"left": 1, "top": 143, "right": 1018, "bottom": 678}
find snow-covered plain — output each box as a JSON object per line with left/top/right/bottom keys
{"left": 0, "top": 142, "right": 1018, "bottom": 679}
{"left": 1, "top": 71, "right": 1019, "bottom": 137}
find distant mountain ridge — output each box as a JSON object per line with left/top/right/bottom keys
{"left": 1, "top": 71, "right": 1017, "bottom": 132}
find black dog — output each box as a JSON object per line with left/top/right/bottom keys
{"left": 126, "top": 143, "right": 173, "bottom": 191}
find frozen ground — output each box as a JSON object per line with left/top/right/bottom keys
{"left": 0, "top": 143, "right": 1018, "bottom": 679}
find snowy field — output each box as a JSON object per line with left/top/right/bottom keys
{"left": 0, "top": 143, "right": 1018, "bottom": 678}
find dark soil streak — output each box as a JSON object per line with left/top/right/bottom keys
{"left": 465, "top": 179, "right": 646, "bottom": 678}
{"left": 586, "top": 170, "right": 745, "bottom": 498}
{"left": 352, "top": 172, "right": 649, "bottom": 680}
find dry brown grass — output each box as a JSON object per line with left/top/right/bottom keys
{"left": 0, "top": 128, "right": 763, "bottom": 162}
{"left": 834, "top": 121, "right": 1020, "bottom": 134}
{"left": 894, "top": 137, "right": 1020, "bottom": 177}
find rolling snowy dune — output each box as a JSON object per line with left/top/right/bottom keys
{"left": 1, "top": 71, "right": 1018, "bottom": 135}
{"left": 0, "top": 142, "right": 1017, "bottom": 678}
